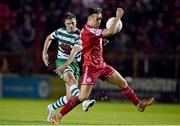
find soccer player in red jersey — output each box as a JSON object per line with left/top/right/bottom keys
{"left": 52, "top": 8, "right": 154, "bottom": 124}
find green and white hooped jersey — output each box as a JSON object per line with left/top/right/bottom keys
{"left": 51, "top": 28, "right": 82, "bottom": 62}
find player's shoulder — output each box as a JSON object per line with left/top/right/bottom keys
{"left": 53, "top": 27, "right": 65, "bottom": 34}
{"left": 54, "top": 27, "right": 69, "bottom": 36}
{"left": 57, "top": 27, "right": 66, "bottom": 32}
{"left": 83, "top": 24, "right": 102, "bottom": 36}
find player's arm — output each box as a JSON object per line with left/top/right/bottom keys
{"left": 42, "top": 34, "right": 54, "bottom": 66}
{"left": 102, "top": 8, "right": 124, "bottom": 38}
{"left": 63, "top": 46, "right": 81, "bottom": 66}
{"left": 54, "top": 46, "right": 81, "bottom": 74}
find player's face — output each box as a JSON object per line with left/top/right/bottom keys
{"left": 92, "top": 13, "right": 102, "bottom": 28}
{"left": 65, "top": 18, "right": 77, "bottom": 33}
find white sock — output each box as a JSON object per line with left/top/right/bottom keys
{"left": 52, "top": 96, "right": 68, "bottom": 110}
{"left": 70, "top": 84, "right": 80, "bottom": 96}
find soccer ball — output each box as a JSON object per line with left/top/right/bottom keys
{"left": 106, "top": 17, "right": 123, "bottom": 32}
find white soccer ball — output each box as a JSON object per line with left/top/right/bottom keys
{"left": 106, "top": 17, "right": 123, "bottom": 32}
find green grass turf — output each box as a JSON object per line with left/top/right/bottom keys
{"left": 0, "top": 98, "right": 180, "bottom": 125}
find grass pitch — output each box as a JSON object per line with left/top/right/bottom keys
{"left": 0, "top": 98, "right": 180, "bottom": 125}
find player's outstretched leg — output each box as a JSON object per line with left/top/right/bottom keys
{"left": 120, "top": 85, "right": 154, "bottom": 111}
{"left": 121, "top": 86, "right": 154, "bottom": 112}
{"left": 106, "top": 69, "right": 154, "bottom": 112}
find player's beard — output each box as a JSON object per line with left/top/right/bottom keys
{"left": 67, "top": 27, "right": 76, "bottom": 33}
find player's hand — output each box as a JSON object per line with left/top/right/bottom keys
{"left": 42, "top": 52, "right": 49, "bottom": 66}
{"left": 116, "top": 8, "right": 124, "bottom": 18}
{"left": 54, "top": 64, "right": 67, "bottom": 74}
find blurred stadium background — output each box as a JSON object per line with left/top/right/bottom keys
{"left": 0, "top": 0, "right": 180, "bottom": 125}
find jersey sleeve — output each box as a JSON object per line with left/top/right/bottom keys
{"left": 50, "top": 29, "right": 59, "bottom": 39}
{"left": 74, "top": 36, "right": 82, "bottom": 51}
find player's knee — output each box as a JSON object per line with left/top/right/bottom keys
{"left": 64, "top": 73, "right": 78, "bottom": 85}
{"left": 67, "top": 79, "right": 78, "bottom": 85}
{"left": 120, "top": 79, "right": 128, "bottom": 88}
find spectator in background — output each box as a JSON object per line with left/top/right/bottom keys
{"left": 0, "top": 0, "right": 179, "bottom": 77}
{"left": 19, "top": 14, "right": 35, "bottom": 51}
{"left": 0, "top": 28, "right": 3, "bottom": 51}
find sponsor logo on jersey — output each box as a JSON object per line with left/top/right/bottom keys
{"left": 86, "top": 77, "right": 92, "bottom": 83}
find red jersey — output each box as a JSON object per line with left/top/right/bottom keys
{"left": 81, "top": 24, "right": 105, "bottom": 68}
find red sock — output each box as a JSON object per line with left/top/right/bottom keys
{"left": 121, "top": 86, "right": 141, "bottom": 105}
{"left": 59, "top": 96, "right": 81, "bottom": 116}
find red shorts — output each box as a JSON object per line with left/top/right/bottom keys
{"left": 80, "top": 64, "right": 115, "bottom": 85}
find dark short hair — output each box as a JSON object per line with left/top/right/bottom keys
{"left": 87, "top": 8, "right": 102, "bottom": 17}
{"left": 64, "top": 12, "right": 76, "bottom": 20}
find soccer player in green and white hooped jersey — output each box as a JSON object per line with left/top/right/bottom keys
{"left": 42, "top": 12, "right": 95, "bottom": 123}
